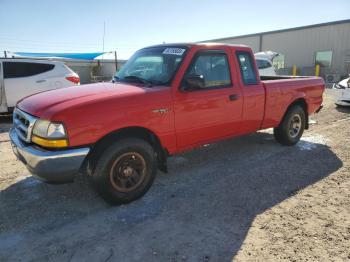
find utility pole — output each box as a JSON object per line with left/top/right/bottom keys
{"left": 114, "top": 51, "right": 118, "bottom": 72}
{"left": 102, "top": 21, "right": 105, "bottom": 54}
{"left": 101, "top": 21, "right": 106, "bottom": 78}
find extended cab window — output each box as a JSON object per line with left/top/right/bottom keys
{"left": 236, "top": 52, "right": 258, "bottom": 85}
{"left": 3, "top": 62, "right": 54, "bottom": 79}
{"left": 185, "top": 52, "right": 231, "bottom": 89}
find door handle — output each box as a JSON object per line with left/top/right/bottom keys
{"left": 36, "top": 79, "right": 46, "bottom": 83}
{"left": 229, "top": 94, "right": 240, "bottom": 101}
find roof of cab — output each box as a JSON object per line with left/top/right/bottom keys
{"left": 141, "top": 42, "right": 249, "bottom": 50}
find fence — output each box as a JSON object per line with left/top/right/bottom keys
{"left": 65, "top": 60, "right": 126, "bottom": 84}
{"left": 277, "top": 66, "right": 348, "bottom": 84}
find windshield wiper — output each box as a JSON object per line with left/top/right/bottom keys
{"left": 124, "top": 75, "right": 153, "bottom": 87}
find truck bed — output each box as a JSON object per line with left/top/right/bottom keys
{"left": 261, "top": 76, "right": 324, "bottom": 129}
{"left": 260, "top": 75, "right": 312, "bottom": 81}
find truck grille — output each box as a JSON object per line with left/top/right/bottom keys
{"left": 13, "top": 108, "right": 38, "bottom": 143}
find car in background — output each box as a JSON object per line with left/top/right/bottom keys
{"left": 255, "top": 58, "right": 276, "bottom": 76}
{"left": 0, "top": 59, "right": 80, "bottom": 113}
{"left": 254, "top": 51, "right": 280, "bottom": 76}
{"left": 333, "top": 76, "right": 350, "bottom": 106}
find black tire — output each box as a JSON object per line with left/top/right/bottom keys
{"left": 274, "top": 105, "right": 306, "bottom": 146}
{"left": 91, "top": 138, "right": 157, "bottom": 205}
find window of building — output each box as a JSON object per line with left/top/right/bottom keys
{"left": 3, "top": 62, "right": 54, "bottom": 78}
{"left": 236, "top": 51, "right": 258, "bottom": 85}
{"left": 315, "top": 50, "right": 333, "bottom": 68}
{"left": 185, "top": 52, "right": 232, "bottom": 89}
{"left": 272, "top": 54, "right": 285, "bottom": 69}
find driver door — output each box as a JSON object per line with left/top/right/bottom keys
{"left": 173, "top": 49, "right": 243, "bottom": 150}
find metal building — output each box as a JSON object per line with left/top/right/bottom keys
{"left": 203, "top": 19, "right": 350, "bottom": 81}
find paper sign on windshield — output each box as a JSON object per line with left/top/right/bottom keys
{"left": 163, "top": 48, "right": 186, "bottom": 56}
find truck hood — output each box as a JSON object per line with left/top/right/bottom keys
{"left": 17, "top": 82, "right": 149, "bottom": 118}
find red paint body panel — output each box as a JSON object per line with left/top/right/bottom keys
{"left": 17, "top": 43, "right": 325, "bottom": 155}
{"left": 171, "top": 45, "right": 244, "bottom": 151}
{"left": 18, "top": 83, "right": 177, "bottom": 152}
{"left": 261, "top": 77, "right": 325, "bottom": 129}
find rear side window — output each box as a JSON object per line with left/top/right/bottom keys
{"left": 236, "top": 52, "right": 258, "bottom": 85}
{"left": 3, "top": 62, "right": 54, "bottom": 78}
{"left": 256, "top": 59, "right": 272, "bottom": 69}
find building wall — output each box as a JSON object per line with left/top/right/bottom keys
{"left": 206, "top": 20, "right": 350, "bottom": 78}
{"left": 213, "top": 36, "right": 260, "bottom": 52}
{"left": 261, "top": 22, "right": 350, "bottom": 75}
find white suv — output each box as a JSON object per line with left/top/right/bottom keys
{"left": 333, "top": 76, "right": 350, "bottom": 107}
{"left": 255, "top": 58, "right": 276, "bottom": 76}
{"left": 254, "top": 51, "right": 280, "bottom": 76}
{"left": 0, "top": 59, "right": 80, "bottom": 113}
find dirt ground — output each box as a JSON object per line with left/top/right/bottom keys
{"left": 0, "top": 89, "right": 349, "bottom": 261}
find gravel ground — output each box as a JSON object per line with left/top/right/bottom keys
{"left": 0, "top": 89, "right": 349, "bottom": 261}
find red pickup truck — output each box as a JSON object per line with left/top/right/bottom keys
{"left": 10, "top": 43, "right": 324, "bottom": 204}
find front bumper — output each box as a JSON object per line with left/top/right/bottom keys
{"left": 334, "top": 88, "right": 350, "bottom": 106}
{"left": 9, "top": 128, "right": 90, "bottom": 183}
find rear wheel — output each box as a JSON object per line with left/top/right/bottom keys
{"left": 274, "top": 105, "right": 306, "bottom": 146}
{"left": 91, "top": 138, "right": 157, "bottom": 205}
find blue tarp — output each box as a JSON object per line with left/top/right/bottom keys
{"left": 14, "top": 52, "right": 105, "bottom": 60}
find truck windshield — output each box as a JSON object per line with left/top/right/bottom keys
{"left": 115, "top": 46, "right": 187, "bottom": 86}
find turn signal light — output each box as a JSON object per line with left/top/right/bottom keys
{"left": 32, "top": 135, "right": 68, "bottom": 148}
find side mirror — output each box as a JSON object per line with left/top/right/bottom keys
{"left": 182, "top": 74, "right": 205, "bottom": 91}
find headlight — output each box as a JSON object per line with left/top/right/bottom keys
{"left": 32, "top": 120, "right": 68, "bottom": 148}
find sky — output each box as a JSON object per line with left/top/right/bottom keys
{"left": 0, "top": 0, "right": 349, "bottom": 59}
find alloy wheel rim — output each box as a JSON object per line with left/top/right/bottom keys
{"left": 289, "top": 114, "right": 302, "bottom": 138}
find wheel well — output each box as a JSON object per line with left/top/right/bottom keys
{"left": 286, "top": 98, "right": 309, "bottom": 129}
{"left": 85, "top": 127, "right": 168, "bottom": 174}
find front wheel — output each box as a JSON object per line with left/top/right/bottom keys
{"left": 274, "top": 105, "right": 306, "bottom": 146}
{"left": 91, "top": 138, "right": 157, "bottom": 205}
